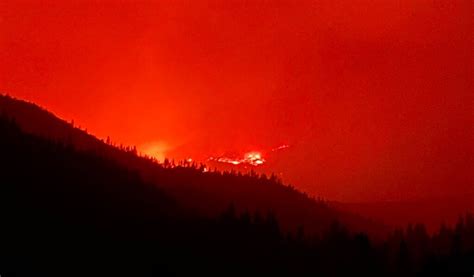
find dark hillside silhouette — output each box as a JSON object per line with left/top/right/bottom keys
{"left": 334, "top": 197, "right": 474, "bottom": 234}
{"left": 0, "top": 94, "right": 386, "bottom": 237}
{"left": 1, "top": 115, "right": 473, "bottom": 276}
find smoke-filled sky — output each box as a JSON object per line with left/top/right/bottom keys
{"left": 1, "top": 0, "right": 472, "bottom": 202}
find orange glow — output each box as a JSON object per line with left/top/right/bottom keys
{"left": 271, "top": 144, "right": 290, "bottom": 152}
{"left": 0, "top": 0, "right": 472, "bottom": 203}
{"left": 244, "top": 152, "right": 264, "bottom": 166}
{"left": 140, "top": 141, "right": 169, "bottom": 162}
{"left": 209, "top": 151, "right": 266, "bottom": 167}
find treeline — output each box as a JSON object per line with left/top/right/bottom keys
{"left": 0, "top": 116, "right": 473, "bottom": 276}
{"left": 0, "top": 94, "right": 379, "bottom": 237}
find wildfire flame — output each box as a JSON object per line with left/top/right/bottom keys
{"left": 207, "top": 144, "right": 289, "bottom": 167}
{"left": 209, "top": 151, "right": 265, "bottom": 166}
{"left": 271, "top": 144, "right": 289, "bottom": 152}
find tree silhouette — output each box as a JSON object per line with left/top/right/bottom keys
{"left": 0, "top": 105, "right": 473, "bottom": 276}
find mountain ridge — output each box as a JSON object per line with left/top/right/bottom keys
{"left": 0, "top": 93, "right": 387, "bottom": 237}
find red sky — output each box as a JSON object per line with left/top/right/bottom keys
{"left": 1, "top": 0, "right": 472, "bottom": 202}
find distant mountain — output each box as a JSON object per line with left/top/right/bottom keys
{"left": 0, "top": 94, "right": 386, "bottom": 237}
{"left": 333, "top": 196, "right": 474, "bottom": 234}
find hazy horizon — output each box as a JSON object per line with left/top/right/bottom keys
{"left": 1, "top": 0, "right": 472, "bottom": 202}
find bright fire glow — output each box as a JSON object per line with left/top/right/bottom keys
{"left": 139, "top": 141, "right": 169, "bottom": 162}
{"left": 271, "top": 144, "right": 290, "bottom": 152}
{"left": 209, "top": 151, "right": 266, "bottom": 166}
{"left": 207, "top": 144, "right": 289, "bottom": 167}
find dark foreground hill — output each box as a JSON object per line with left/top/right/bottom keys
{"left": 0, "top": 94, "right": 385, "bottom": 237}
{"left": 0, "top": 99, "right": 473, "bottom": 275}
{"left": 334, "top": 197, "right": 474, "bottom": 234}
